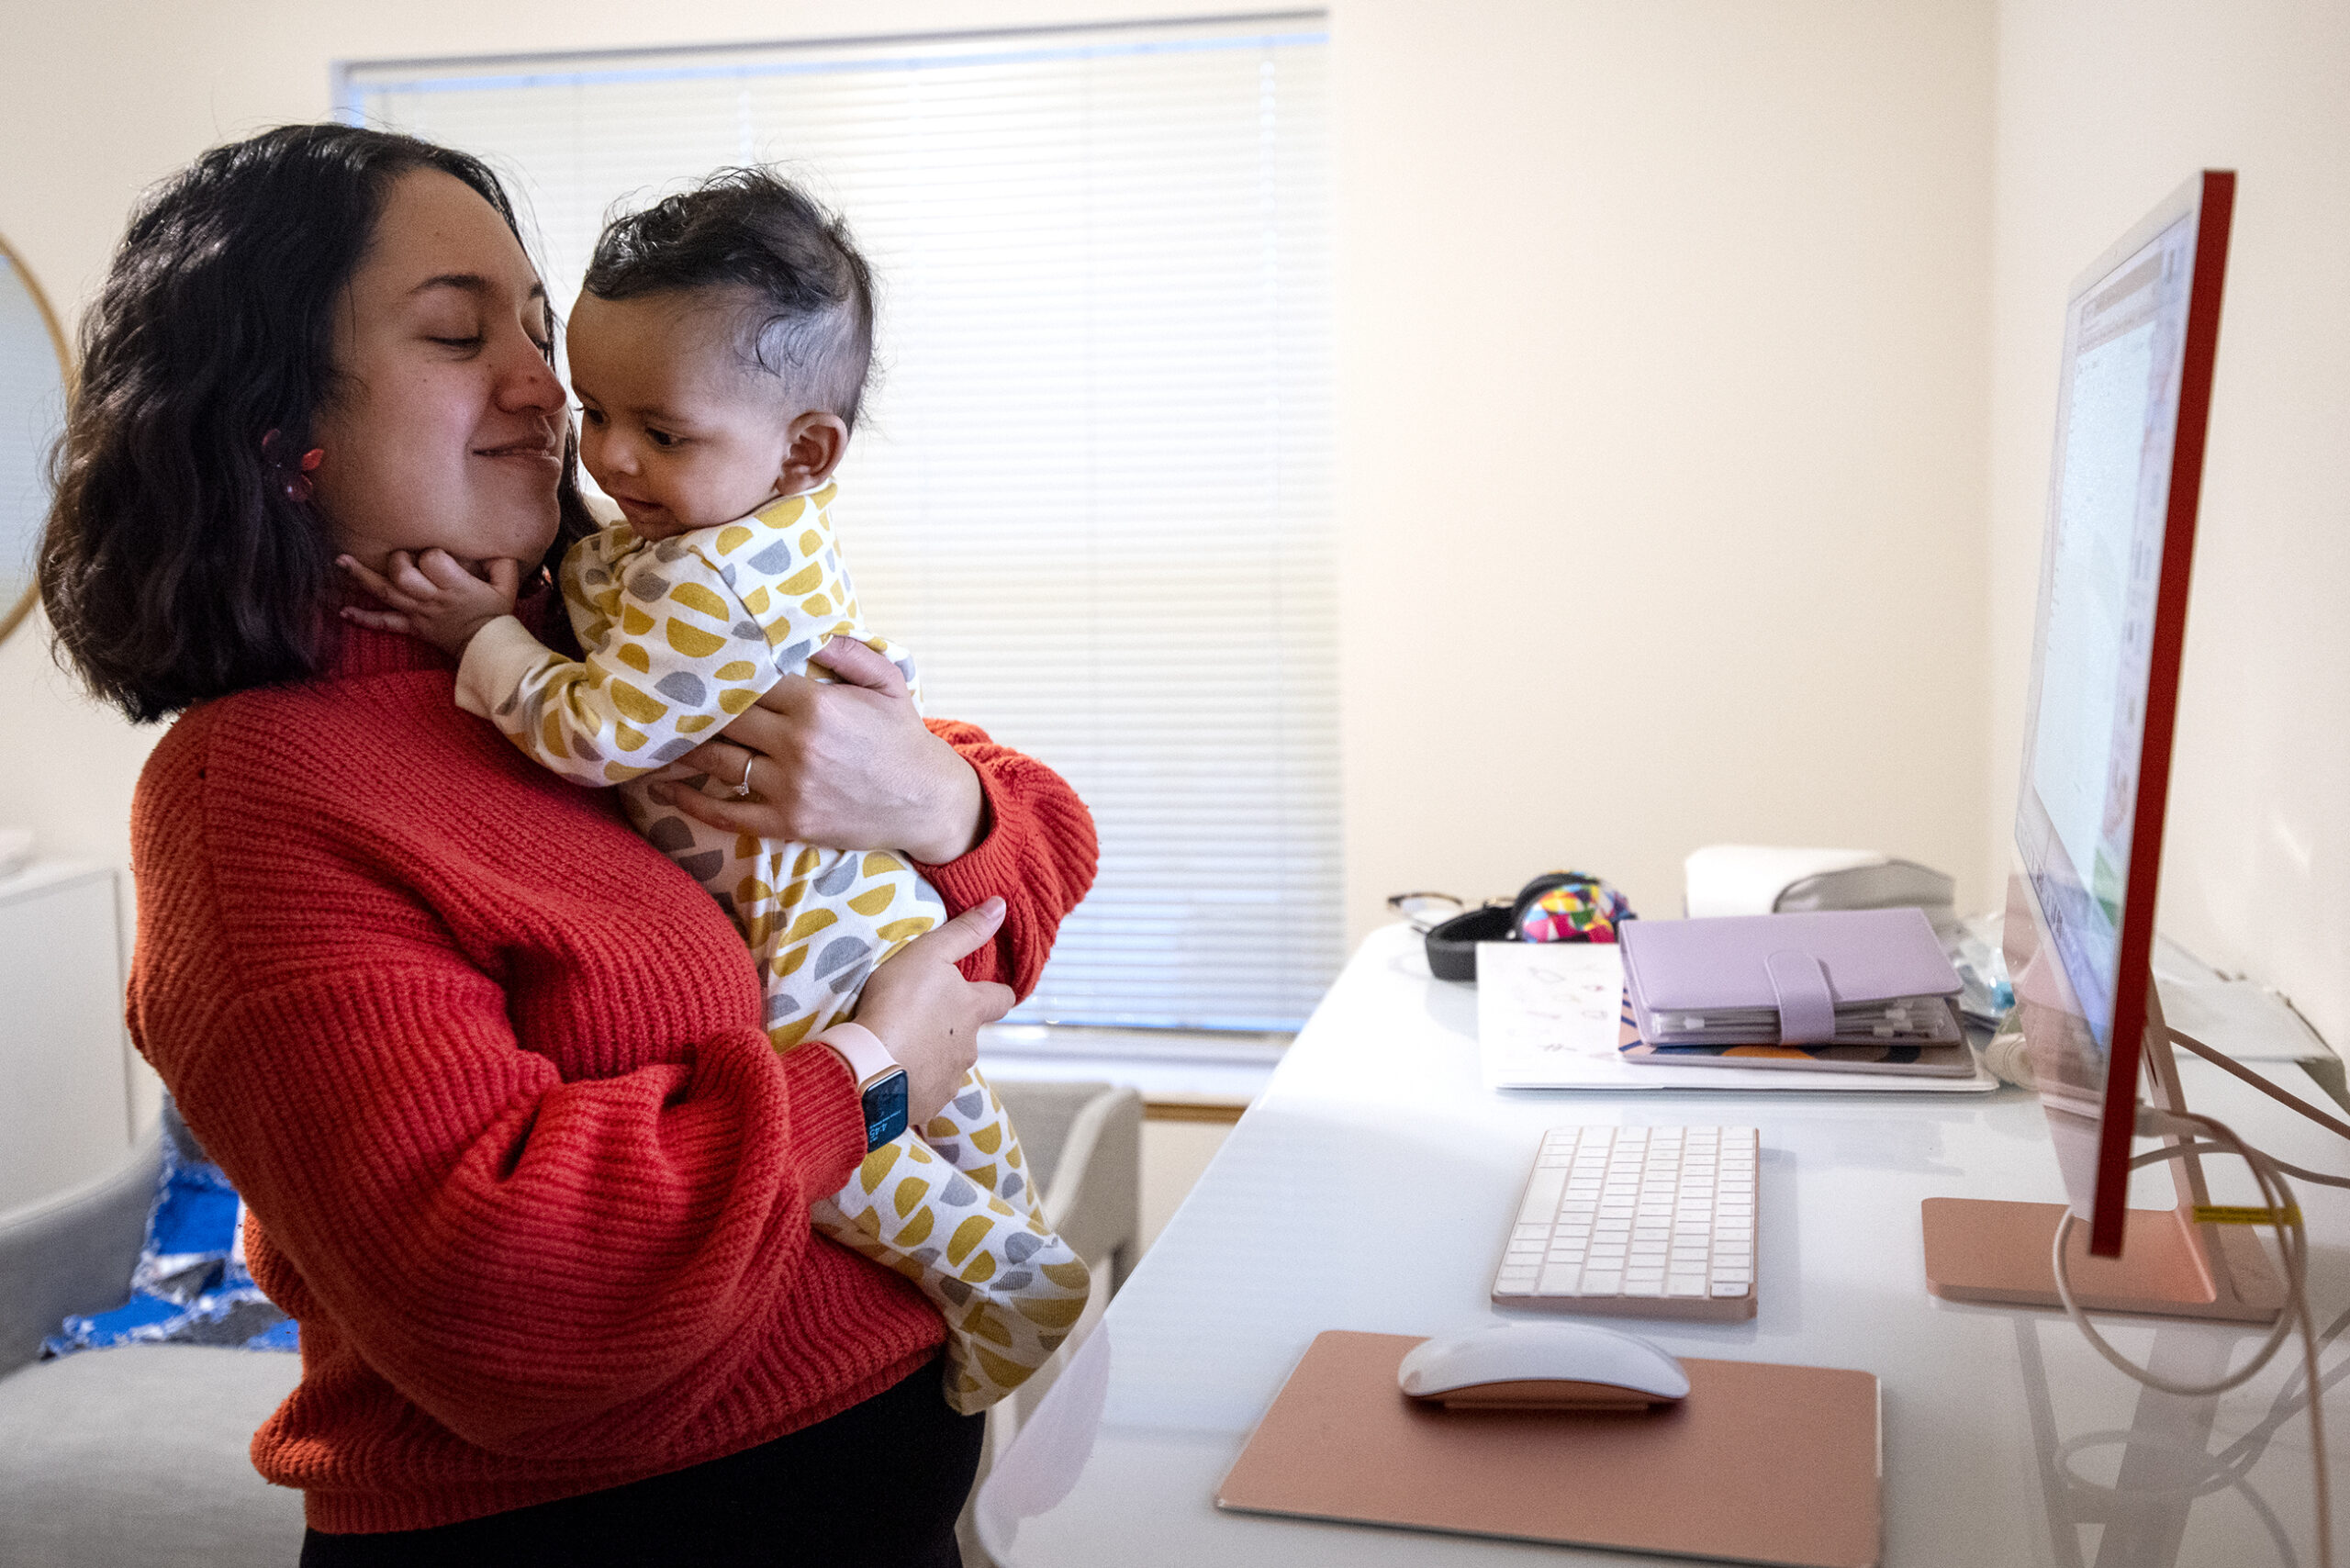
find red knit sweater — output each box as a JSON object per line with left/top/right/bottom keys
{"left": 126, "top": 616, "right": 1097, "bottom": 1533}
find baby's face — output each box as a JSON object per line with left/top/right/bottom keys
{"left": 566, "top": 288, "right": 798, "bottom": 540}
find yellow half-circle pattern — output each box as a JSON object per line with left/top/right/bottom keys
{"left": 945, "top": 1215, "right": 991, "bottom": 1266}
{"left": 858, "top": 1143, "right": 901, "bottom": 1193}
{"left": 781, "top": 909, "right": 836, "bottom": 945}
{"left": 616, "top": 644, "right": 650, "bottom": 674}
{"left": 669, "top": 582, "right": 730, "bottom": 619}
{"left": 666, "top": 620, "right": 726, "bottom": 657}
{"left": 964, "top": 1305, "right": 1014, "bottom": 1349}
{"left": 610, "top": 681, "right": 668, "bottom": 723}
{"left": 1039, "top": 1260, "right": 1091, "bottom": 1291}
{"left": 1013, "top": 1294, "right": 1088, "bottom": 1330}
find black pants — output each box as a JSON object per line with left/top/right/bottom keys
{"left": 299, "top": 1361, "right": 983, "bottom": 1567}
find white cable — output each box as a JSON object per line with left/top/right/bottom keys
{"left": 2049, "top": 1106, "right": 2331, "bottom": 1568}
{"left": 2050, "top": 1428, "right": 2298, "bottom": 1559}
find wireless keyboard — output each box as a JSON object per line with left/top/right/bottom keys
{"left": 1491, "top": 1126, "right": 1758, "bottom": 1321}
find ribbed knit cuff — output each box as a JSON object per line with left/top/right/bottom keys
{"left": 911, "top": 760, "right": 1010, "bottom": 901}
{"left": 780, "top": 1035, "right": 870, "bottom": 1200}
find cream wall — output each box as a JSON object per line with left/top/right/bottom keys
{"left": 1987, "top": 0, "right": 2350, "bottom": 1049}
{"left": 3, "top": 3, "right": 1995, "bottom": 984}
{"left": 1333, "top": 1, "right": 1994, "bottom": 935}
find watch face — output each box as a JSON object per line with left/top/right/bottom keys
{"left": 862, "top": 1070, "right": 910, "bottom": 1150}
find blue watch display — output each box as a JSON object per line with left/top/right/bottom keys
{"left": 861, "top": 1069, "right": 910, "bottom": 1151}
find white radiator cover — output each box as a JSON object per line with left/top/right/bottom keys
{"left": 0, "top": 861, "right": 135, "bottom": 1215}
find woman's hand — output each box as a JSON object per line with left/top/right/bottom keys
{"left": 845, "top": 898, "right": 1016, "bottom": 1124}
{"left": 645, "top": 637, "right": 988, "bottom": 865}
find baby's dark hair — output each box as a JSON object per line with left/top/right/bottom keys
{"left": 584, "top": 168, "right": 875, "bottom": 429}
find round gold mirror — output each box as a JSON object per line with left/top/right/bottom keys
{"left": 0, "top": 235, "right": 71, "bottom": 645}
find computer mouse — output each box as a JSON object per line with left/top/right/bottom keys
{"left": 1396, "top": 1320, "right": 1690, "bottom": 1411}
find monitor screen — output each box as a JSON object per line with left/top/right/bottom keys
{"left": 2019, "top": 218, "right": 2199, "bottom": 1051}
{"left": 2009, "top": 171, "right": 2232, "bottom": 1253}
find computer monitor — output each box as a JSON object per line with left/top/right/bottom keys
{"left": 1921, "top": 171, "right": 2288, "bottom": 1322}
{"left": 2009, "top": 169, "right": 2233, "bottom": 1259}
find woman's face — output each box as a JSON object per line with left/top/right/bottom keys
{"left": 309, "top": 169, "right": 567, "bottom": 569}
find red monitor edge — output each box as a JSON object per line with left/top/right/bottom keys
{"left": 2078, "top": 170, "right": 2234, "bottom": 1257}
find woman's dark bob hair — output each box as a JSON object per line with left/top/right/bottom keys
{"left": 40, "top": 123, "right": 593, "bottom": 722}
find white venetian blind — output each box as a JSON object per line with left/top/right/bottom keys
{"left": 342, "top": 17, "right": 1339, "bottom": 1030}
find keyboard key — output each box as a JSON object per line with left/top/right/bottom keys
{"left": 1516, "top": 1168, "right": 1568, "bottom": 1225}
{"left": 1494, "top": 1126, "right": 1759, "bottom": 1321}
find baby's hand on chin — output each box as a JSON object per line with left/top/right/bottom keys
{"left": 337, "top": 550, "right": 522, "bottom": 657}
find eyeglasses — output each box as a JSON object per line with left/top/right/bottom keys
{"left": 1384, "top": 891, "right": 1503, "bottom": 934}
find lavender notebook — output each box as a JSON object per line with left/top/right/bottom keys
{"left": 1620, "top": 908, "right": 1962, "bottom": 1047}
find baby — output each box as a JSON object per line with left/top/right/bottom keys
{"left": 341, "top": 169, "right": 1086, "bottom": 1415}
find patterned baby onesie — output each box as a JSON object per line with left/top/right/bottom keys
{"left": 454, "top": 482, "right": 1090, "bottom": 1413}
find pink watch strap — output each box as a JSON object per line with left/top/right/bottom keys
{"left": 815, "top": 1021, "right": 898, "bottom": 1086}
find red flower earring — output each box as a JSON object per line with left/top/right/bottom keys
{"left": 262, "top": 429, "right": 326, "bottom": 503}
{"left": 287, "top": 447, "right": 324, "bottom": 503}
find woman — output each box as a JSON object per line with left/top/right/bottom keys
{"left": 38, "top": 124, "right": 1095, "bottom": 1565}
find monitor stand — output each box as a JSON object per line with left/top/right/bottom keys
{"left": 1921, "top": 982, "right": 2286, "bottom": 1324}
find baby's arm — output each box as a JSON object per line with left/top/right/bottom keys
{"left": 338, "top": 550, "right": 521, "bottom": 657}
{"left": 456, "top": 545, "right": 787, "bottom": 788}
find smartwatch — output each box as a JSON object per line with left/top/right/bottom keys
{"left": 824, "top": 1024, "right": 911, "bottom": 1151}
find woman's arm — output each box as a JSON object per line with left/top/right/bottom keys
{"left": 907, "top": 716, "right": 1099, "bottom": 999}
{"left": 126, "top": 711, "right": 881, "bottom": 1461}
{"left": 648, "top": 638, "right": 1099, "bottom": 1000}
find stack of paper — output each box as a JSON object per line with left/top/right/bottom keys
{"left": 1475, "top": 944, "right": 1991, "bottom": 1092}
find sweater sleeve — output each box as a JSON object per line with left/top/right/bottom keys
{"left": 915, "top": 718, "right": 1100, "bottom": 1002}
{"left": 129, "top": 721, "right": 873, "bottom": 1461}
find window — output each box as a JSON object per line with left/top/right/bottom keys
{"left": 342, "top": 16, "right": 1339, "bottom": 1031}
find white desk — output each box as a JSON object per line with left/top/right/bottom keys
{"left": 979, "top": 924, "right": 2349, "bottom": 1567}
